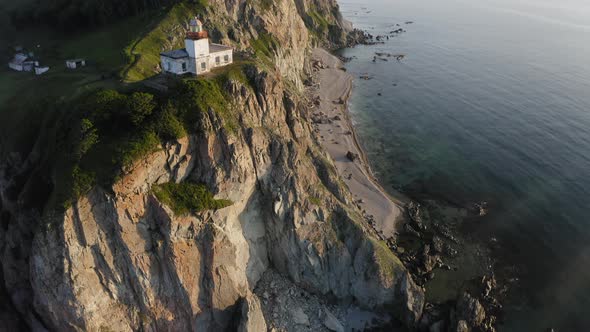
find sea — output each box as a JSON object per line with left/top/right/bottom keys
{"left": 336, "top": 0, "right": 590, "bottom": 330}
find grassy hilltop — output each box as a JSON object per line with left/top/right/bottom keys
{"left": 0, "top": 0, "right": 348, "bottom": 216}
{"left": 0, "top": 0, "right": 256, "bottom": 214}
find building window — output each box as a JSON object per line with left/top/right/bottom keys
{"left": 201, "top": 62, "right": 206, "bottom": 70}
{"left": 224, "top": 55, "right": 229, "bottom": 63}
{"left": 166, "top": 62, "right": 171, "bottom": 71}
{"left": 182, "top": 62, "right": 187, "bottom": 72}
{"left": 215, "top": 56, "right": 220, "bottom": 65}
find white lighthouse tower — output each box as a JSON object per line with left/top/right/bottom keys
{"left": 160, "top": 17, "right": 233, "bottom": 76}
{"left": 185, "top": 18, "right": 209, "bottom": 59}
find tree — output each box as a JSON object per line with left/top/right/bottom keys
{"left": 155, "top": 102, "right": 187, "bottom": 140}
{"left": 87, "top": 89, "right": 126, "bottom": 123}
{"left": 126, "top": 92, "right": 156, "bottom": 126}
{"left": 74, "top": 118, "right": 99, "bottom": 160}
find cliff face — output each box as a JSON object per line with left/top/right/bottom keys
{"left": 0, "top": 0, "right": 424, "bottom": 331}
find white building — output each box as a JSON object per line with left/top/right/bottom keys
{"left": 160, "top": 18, "right": 233, "bottom": 76}
{"left": 8, "top": 52, "right": 48, "bottom": 75}
{"left": 8, "top": 53, "right": 32, "bottom": 71}
{"left": 66, "top": 59, "right": 86, "bottom": 69}
{"left": 34, "top": 66, "right": 50, "bottom": 75}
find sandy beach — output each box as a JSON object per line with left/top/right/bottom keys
{"left": 310, "top": 48, "right": 406, "bottom": 239}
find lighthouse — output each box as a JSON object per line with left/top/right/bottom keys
{"left": 185, "top": 18, "right": 209, "bottom": 59}
{"left": 160, "top": 17, "right": 233, "bottom": 76}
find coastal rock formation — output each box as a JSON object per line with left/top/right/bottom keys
{"left": 11, "top": 65, "right": 423, "bottom": 331}
{"left": 0, "top": 0, "right": 425, "bottom": 330}
{"left": 238, "top": 293, "right": 267, "bottom": 332}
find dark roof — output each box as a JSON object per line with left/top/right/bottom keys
{"left": 209, "top": 43, "right": 232, "bottom": 53}
{"left": 10, "top": 53, "right": 28, "bottom": 65}
{"left": 160, "top": 48, "right": 189, "bottom": 59}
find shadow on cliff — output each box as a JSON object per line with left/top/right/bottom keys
{"left": 237, "top": 190, "right": 270, "bottom": 289}
{"left": 86, "top": 189, "right": 194, "bottom": 330}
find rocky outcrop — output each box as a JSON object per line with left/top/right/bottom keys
{"left": 237, "top": 293, "right": 266, "bottom": 332}
{"left": 0, "top": 0, "right": 425, "bottom": 330}
{"left": 202, "top": 0, "right": 350, "bottom": 91}
{"left": 20, "top": 66, "right": 422, "bottom": 331}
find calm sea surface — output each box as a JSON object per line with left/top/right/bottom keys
{"left": 337, "top": 0, "right": 590, "bottom": 330}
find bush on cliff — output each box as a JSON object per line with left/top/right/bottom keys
{"left": 45, "top": 70, "right": 241, "bottom": 211}
{"left": 170, "top": 78, "right": 237, "bottom": 133}
{"left": 59, "top": 165, "right": 96, "bottom": 209}
{"left": 73, "top": 118, "right": 100, "bottom": 160}
{"left": 126, "top": 92, "right": 157, "bottom": 125}
{"left": 153, "top": 103, "right": 187, "bottom": 140}
{"left": 152, "top": 182, "right": 233, "bottom": 215}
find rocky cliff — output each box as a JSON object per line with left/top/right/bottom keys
{"left": 0, "top": 0, "right": 424, "bottom": 331}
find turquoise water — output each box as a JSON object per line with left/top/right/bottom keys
{"left": 337, "top": 0, "right": 590, "bottom": 330}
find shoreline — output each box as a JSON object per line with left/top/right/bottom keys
{"left": 309, "top": 48, "right": 407, "bottom": 240}
{"left": 309, "top": 47, "right": 506, "bottom": 331}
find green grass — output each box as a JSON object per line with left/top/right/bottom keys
{"left": 0, "top": 0, "right": 262, "bottom": 216}
{"left": 69, "top": 166, "right": 96, "bottom": 207}
{"left": 152, "top": 182, "right": 232, "bottom": 215}
{"left": 62, "top": 14, "right": 156, "bottom": 74}
{"left": 308, "top": 10, "right": 329, "bottom": 32}
{"left": 123, "top": 3, "right": 207, "bottom": 82}
{"left": 255, "top": 0, "right": 274, "bottom": 11}
{"left": 0, "top": 11, "right": 158, "bottom": 152}
{"left": 308, "top": 196, "right": 322, "bottom": 206}
{"left": 122, "top": 0, "right": 211, "bottom": 82}
{"left": 173, "top": 77, "right": 238, "bottom": 134}
{"left": 371, "top": 238, "right": 403, "bottom": 281}
{"left": 250, "top": 32, "right": 279, "bottom": 64}
{"left": 0, "top": 2, "right": 212, "bottom": 145}
{"left": 212, "top": 60, "right": 256, "bottom": 90}
{"left": 117, "top": 130, "right": 162, "bottom": 168}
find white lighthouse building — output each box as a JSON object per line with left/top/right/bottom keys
{"left": 160, "top": 17, "right": 233, "bottom": 76}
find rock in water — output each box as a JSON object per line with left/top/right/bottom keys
{"left": 432, "top": 236, "right": 444, "bottom": 253}
{"left": 455, "top": 292, "right": 486, "bottom": 329}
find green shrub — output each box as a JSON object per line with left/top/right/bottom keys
{"left": 250, "top": 32, "right": 279, "bottom": 60}
{"left": 215, "top": 62, "right": 256, "bottom": 91}
{"left": 74, "top": 118, "right": 99, "bottom": 159}
{"left": 175, "top": 79, "right": 227, "bottom": 114}
{"left": 172, "top": 79, "right": 237, "bottom": 133}
{"left": 86, "top": 89, "right": 126, "bottom": 123}
{"left": 116, "top": 130, "right": 161, "bottom": 168}
{"left": 72, "top": 165, "right": 95, "bottom": 199}
{"left": 309, "top": 196, "right": 322, "bottom": 205}
{"left": 154, "top": 103, "right": 187, "bottom": 140}
{"left": 257, "top": 0, "right": 274, "bottom": 11}
{"left": 126, "top": 92, "right": 156, "bottom": 125}
{"left": 61, "top": 165, "right": 96, "bottom": 209}
{"left": 308, "top": 10, "right": 329, "bottom": 32}
{"left": 152, "top": 182, "right": 232, "bottom": 215}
